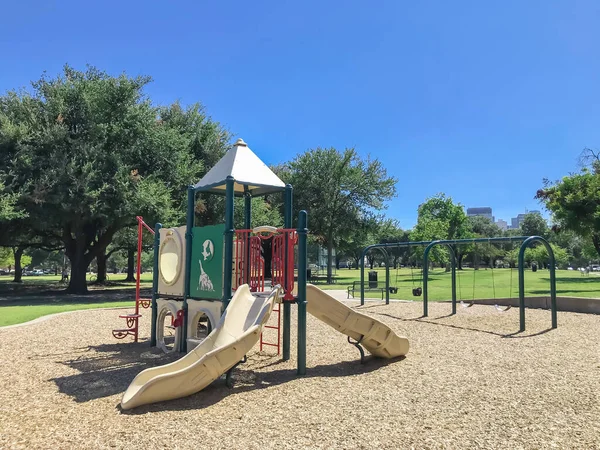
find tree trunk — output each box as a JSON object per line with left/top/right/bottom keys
{"left": 12, "top": 247, "right": 24, "bottom": 283}
{"left": 125, "top": 248, "right": 136, "bottom": 282}
{"left": 457, "top": 253, "right": 465, "bottom": 270}
{"left": 593, "top": 233, "right": 600, "bottom": 258}
{"left": 66, "top": 238, "right": 89, "bottom": 294}
{"left": 326, "top": 241, "right": 333, "bottom": 284}
{"left": 96, "top": 251, "right": 107, "bottom": 283}
{"left": 68, "top": 260, "right": 88, "bottom": 294}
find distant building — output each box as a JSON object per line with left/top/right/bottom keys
{"left": 496, "top": 219, "right": 508, "bottom": 230}
{"left": 509, "top": 210, "right": 541, "bottom": 229}
{"left": 467, "top": 207, "right": 494, "bottom": 222}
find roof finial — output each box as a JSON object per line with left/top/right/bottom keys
{"left": 234, "top": 138, "right": 247, "bottom": 147}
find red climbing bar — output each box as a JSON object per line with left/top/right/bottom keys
{"left": 112, "top": 216, "right": 154, "bottom": 342}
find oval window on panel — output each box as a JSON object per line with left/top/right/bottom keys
{"left": 160, "top": 230, "right": 182, "bottom": 286}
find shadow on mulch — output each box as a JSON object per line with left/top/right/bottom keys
{"left": 49, "top": 341, "right": 179, "bottom": 403}
{"left": 119, "top": 354, "right": 404, "bottom": 415}
{"left": 372, "top": 311, "right": 553, "bottom": 339}
{"left": 47, "top": 339, "right": 404, "bottom": 412}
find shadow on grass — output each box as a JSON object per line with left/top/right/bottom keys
{"left": 528, "top": 288, "right": 600, "bottom": 295}
{"left": 0, "top": 287, "right": 152, "bottom": 307}
{"left": 48, "top": 340, "right": 404, "bottom": 412}
{"left": 372, "top": 311, "right": 553, "bottom": 339}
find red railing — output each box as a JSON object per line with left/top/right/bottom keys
{"left": 272, "top": 229, "right": 297, "bottom": 301}
{"left": 234, "top": 231, "right": 265, "bottom": 292}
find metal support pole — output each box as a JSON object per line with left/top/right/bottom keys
{"left": 384, "top": 249, "right": 390, "bottom": 305}
{"left": 451, "top": 247, "right": 457, "bottom": 315}
{"left": 223, "top": 176, "right": 235, "bottom": 311}
{"left": 181, "top": 186, "right": 195, "bottom": 352}
{"left": 297, "top": 210, "right": 308, "bottom": 375}
{"left": 244, "top": 191, "right": 252, "bottom": 285}
{"left": 360, "top": 255, "right": 365, "bottom": 306}
{"left": 150, "top": 223, "right": 162, "bottom": 347}
{"left": 423, "top": 241, "right": 437, "bottom": 317}
{"left": 283, "top": 184, "right": 293, "bottom": 361}
{"left": 518, "top": 242, "right": 527, "bottom": 332}
{"left": 549, "top": 257, "right": 557, "bottom": 329}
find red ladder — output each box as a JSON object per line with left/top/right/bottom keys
{"left": 112, "top": 216, "right": 154, "bottom": 342}
{"left": 260, "top": 301, "right": 281, "bottom": 354}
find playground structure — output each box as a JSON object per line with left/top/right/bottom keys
{"left": 359, "top": 236, "right": 557, "bottom": 331}
{"left": 118, "top": 138, "right": 409, "bottom": 409}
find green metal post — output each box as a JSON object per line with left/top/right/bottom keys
{"left": 384, "top": 248, "right": 390, "bottom": 305}
{"left": 244, "top": 191, "right": 252, "bottom": 285}
{"left": 150, "top": 223, "right": 162, "bottom": 347}
{"left": 182, "top": 186, "right": 195, "bottom": 352}
{"left": 548, "top": 248, "right": 557, "bottom": 329}
{"left": 451, "top": 246, "right": 457, "bottom": 315}
{"left": 297, "top": 210, "right": 308, "bottom": 375}
{"left": 422, "top": 241, "right": 437, "bottom": 317}
{"left": 360, "top": 252, "right": 365, "bottom": 306}
{"left": 282, "top": 184, "right": 293, "bottom": 361}
{"left": 517, "top": 241, "right": 527, "bottom": 332}
{"left": 223, "top": 176, "right": 235, "bottom": 311}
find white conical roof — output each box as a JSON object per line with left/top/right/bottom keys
{"left": 193, "top": 138, "right": 286, "bottom": 196}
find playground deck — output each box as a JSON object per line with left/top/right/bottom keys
{"left": 0, "top": 302, "right": 598, "bottom": 449}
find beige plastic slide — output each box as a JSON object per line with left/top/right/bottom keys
{"left": 121, "top": 285, "right": 279, "bottom": 410}
{"left": 306, "top": 284, "right": 409, "bottom": 358}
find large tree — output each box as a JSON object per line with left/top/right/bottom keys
{"left": 536, "top": 161, "right": 600, "bottom": 258}
{"left": 0, "top": 66, "right": 228, "bottom": 293}
{"left": 411, "top": 194, "right": 473, "bottom": 268}
{"left": 279, "top": 148, "right": 397, "bottom": 283}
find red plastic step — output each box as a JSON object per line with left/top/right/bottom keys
{"left": 112, "top": 329, "right": 135, "bottom": 339}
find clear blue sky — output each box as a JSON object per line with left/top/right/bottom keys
{"left": 2, "top": 1, "right": 599, "bottom": 228}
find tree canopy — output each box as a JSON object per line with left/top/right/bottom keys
{"left": 536, "top": 162, "right": 600, "bottom": 257}
{"left": 278, "top": 147, "right": 397, "bottom": 282}
{"left": 0, "top": 65, "right": 230, "bottom": 292}
{"left": 519, "top": 212, "right": 548, "bottom": 238}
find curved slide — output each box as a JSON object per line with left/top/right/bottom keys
{"left": 306, "top": 284, "right": 409, "bottom": 358}
{"left": 121, "top": 285, "right": 278, "bottom": 410}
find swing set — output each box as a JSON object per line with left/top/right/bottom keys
{"left": 457, "top": 241, "right": 512, "bottom": 312}
{"left": 360, "top": 235, "right": 558, "bottom": 332}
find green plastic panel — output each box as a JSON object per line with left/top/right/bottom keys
{"left": 189, "top": 224, "right": 225, "bottom": 300}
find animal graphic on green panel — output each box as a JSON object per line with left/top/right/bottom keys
{"left": 190, "top": 224, "right": 224, "bottom": 299}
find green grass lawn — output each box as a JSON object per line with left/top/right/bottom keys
{"left": 1, "top": 268, "right": 598, "bottom": 327}
{"left": 0, "top": 273, "right": 153, "bottom": 289}
{"left": 0, "top": 301, "right": 134, "bottom": 327}
{"left": 319, "top": 268, "right": 600, "bottom": 300}
{"left": 0, "top": 273, "right": 154, "bottom": 327}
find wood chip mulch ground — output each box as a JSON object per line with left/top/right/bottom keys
{"left": 1, "top": 301, "right": 599, "bottom": 449}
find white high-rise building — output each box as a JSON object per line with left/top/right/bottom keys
{"left": 495, "top": 219, "right": 508, "bottom": 230}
